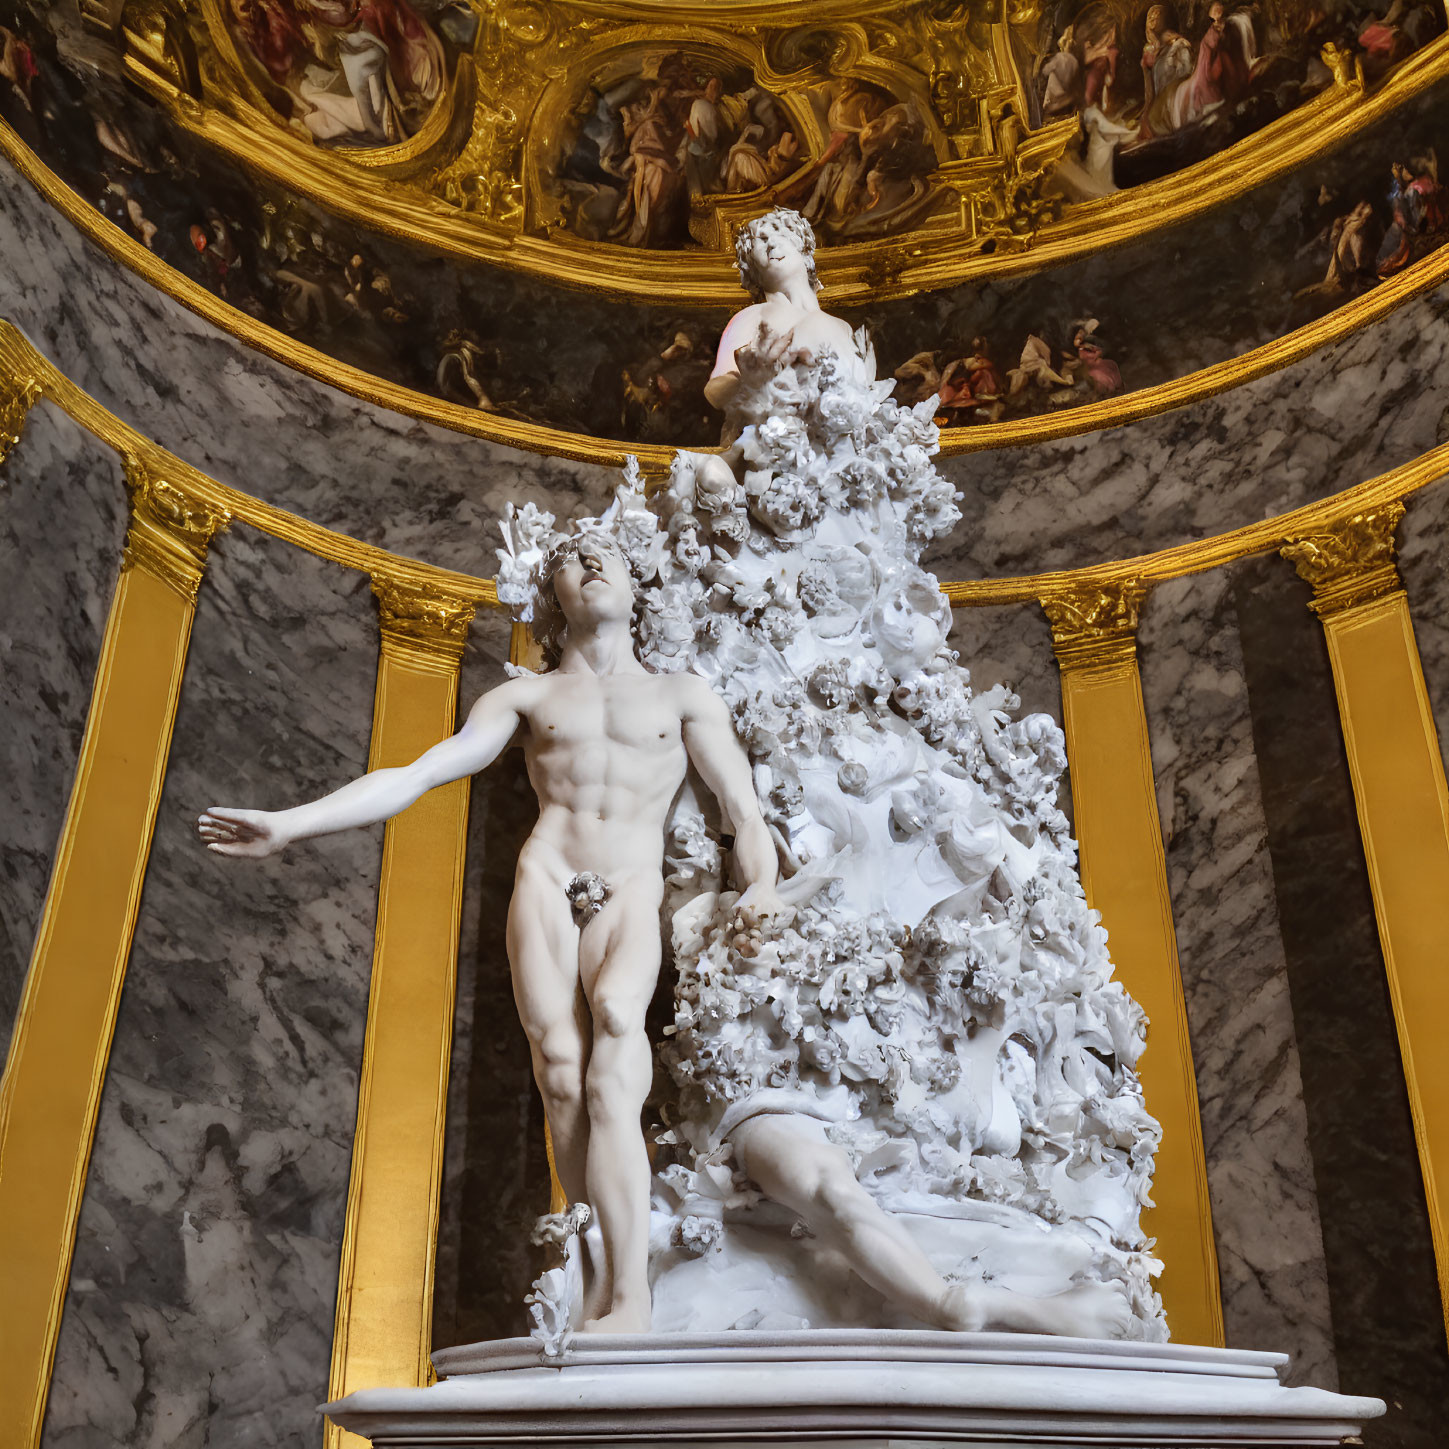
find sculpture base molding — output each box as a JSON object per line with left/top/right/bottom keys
{"left": 323, "top": 1330, "right": 1383, "bottom": 1446}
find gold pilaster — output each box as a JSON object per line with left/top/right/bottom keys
{"left": 326, "top": 575, "right": 476, "bottom": 1448}
{"left": 1281, "top": 502, "right": 1449, "bottom": 1340}
{"left": 1041, "top": 579, "right": 1224, "bottom": 1348}
{"left": 0, "top": 460, "right": 228, "bottom": 1449}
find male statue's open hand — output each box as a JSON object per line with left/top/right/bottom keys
{"left": 197, "top": 807, "right": 291, "bottom": 859}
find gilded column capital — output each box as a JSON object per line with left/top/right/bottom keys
{"left": 1041, "top": 578, "right": 1148, "bottom": 673}
{"left": 371, "top": 573, "right": 476, "bottom": 666}
{"left": 122, "top": 453, "right": 231, "bottom": 602}
{"left": 1280, "top": 501, "right": 1405, "bottom": 618}
{"left": 0, "top": 372, "right": 43, "bottom": 468}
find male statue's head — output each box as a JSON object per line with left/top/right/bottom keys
{"left": 734, "top": 209, "right": 820, "bottom": 302}
{"left": 533, "top": 532, "right": 636, "bottom": 666}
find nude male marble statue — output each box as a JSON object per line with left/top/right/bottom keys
{"left": 197, "top": 531, "right": 785, "bottom": 1333}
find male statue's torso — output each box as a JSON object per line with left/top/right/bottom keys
{"left": 506, "top": 669, "right": 692, "bottom": 883}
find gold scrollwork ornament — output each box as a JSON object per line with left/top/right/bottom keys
{"left": 371, "top": 572, "right": 477, "bottom": 661}
{"left": 1280, "top": 502, "right": 1406, "bottom": 616}
{"left": 1041, "top": 578, "right": 1149, "bottom": 670}
{"left": 0, "top": 373, "right": 42, "bottom": 469}
{"left": 122, "top": 453, "right": 232, "bottom": 600}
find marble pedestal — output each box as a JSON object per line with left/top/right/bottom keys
{"left": 323, "top": 1329, "right": 1384, "bottom": 1446}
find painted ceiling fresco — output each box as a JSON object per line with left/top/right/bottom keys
{"left": 0, "top": 0, "right": 1446, "bottom": 448}
{"left": 225, "top": 0, "right": 451, "bottom": 146}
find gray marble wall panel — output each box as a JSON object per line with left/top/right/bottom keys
{"left": 42, "top": 526, "right": 382, "bottom": 1449}
{"left": 3, "top": 161, "right": 1449, "bottom": 585}
{"left": 0, "top": 402, "right": 125, "bottom": 1055}
{"left": 926, "top": 286, "right": 1449, "bottom": 580}
{"left": 1231, "top": 555, "right": 1449, "bottom": 1445}
{"left": 0, "top": 164, "right": 617, "bottom": 576}
{"left": 1397, "top": 477, "right": 1449, "bottom": 782}
{"left": 1138, "top": 574, "right": 1335, "bottom": 1388}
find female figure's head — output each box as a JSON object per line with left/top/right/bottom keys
{"left": 733, "top": 208, "right": 820, "bottom": 301}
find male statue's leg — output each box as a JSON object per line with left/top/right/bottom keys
{"left": 578, "top": 877, "right": 663, "bottom": 1333}
{"left": 507, "top": 862, "right": 589, "bottom": 1204}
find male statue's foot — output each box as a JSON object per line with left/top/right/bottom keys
{"left": 936, "top": 1282, "right": 986, "bottom": 1332}
{"left": 934, "top": 1280, "right": 1130, "bottom": 1339}
{"left": 579, "top": 1302, "right": 652, "bottom": 1334}
{"left": 1047, "top": 1281, "right": 1132, "bottom": 1340}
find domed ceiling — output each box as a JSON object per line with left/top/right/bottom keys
{"left": 0, "top": 0, "right": 1446, "bottom": 453}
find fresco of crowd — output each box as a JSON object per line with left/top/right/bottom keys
{"left": 1036, "top": 0, "right": 1443, "bottom": 198}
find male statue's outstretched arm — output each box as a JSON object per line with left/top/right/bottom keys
{"left": 197, "top": 678, "right": 528, "bottom": 858}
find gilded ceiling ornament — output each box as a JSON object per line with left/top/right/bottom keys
{"left": 0, "top": 373, "right": 43, "bottom": 469}
{"left": 53, "top": 0, "right": 1446, "bottom": 307}
{"left": 1280, "top": 502, "right": 1407, "bottom": 617}
{"left": 371, "top": 572, "right": 478, "bottom": 662}
{"left": 121, "top": 453, "right": 232, "bottom": 601}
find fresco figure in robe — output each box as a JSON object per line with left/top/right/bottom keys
{"left": 198, "top": 532, "right": 789, "bottom": 1333}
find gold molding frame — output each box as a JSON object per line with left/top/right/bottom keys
{"left": 115, "top": 11, "right": 1449, "bottom": 305}
{"left": 1041, "top": 578, "right": 1223, "bottom": 1347}
{"left": 0, "top": 453, "right": 228, "bottom": 1449}
{"left": 5, "top": 317, "right": 1447, "bottom": 621}
{"left": 6, "top": 116, "right": 1449, "bottom": 468}
{"left": 1280, "top": 504, "right": 1449, "bottom": 1345}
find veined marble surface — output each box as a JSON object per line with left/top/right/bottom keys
{"left": 1138, "top": 573, "right": 1335, "bottom": 1388}
{"left": 0, "top": 163, "right": 617, "bottom": 577}
{"left": 2, "top": 159, "right": 1449, "bottom": 582}
{"left": 926, "top": 286, "right": 1449, "bottom": 580}
{"left": 1230, "top": 556, "right": 1449, "bottom": 1447}
{"left": 0, "top": 402, "right": 125, "bottom": 1054}
{"left": 42, "top": 526, "right": 383, "bottom": 1449}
